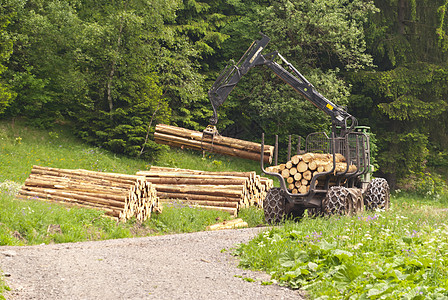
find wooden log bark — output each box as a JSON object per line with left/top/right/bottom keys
{"left": 156, "top": 124, "right": 273, "bottom": 154}
{"left": 154, "top": 124, "right": 273, "bottom": 163}
{"left": 142, "top": 167, "right": 256, "bottom": 178}
{"left": 19, "top": 166, "right": 160, "bottom": 222}
{"left": 265, "top": 152, "right": 357, "bottom": 195}
{"left": 296, "top": 161, "right": 308, "bottom": 173}
{"left": 206, "top": 218, "right": 248, "bottom": 230}
{"left": 138, "top": 166, "right": 273, "bottom": 214}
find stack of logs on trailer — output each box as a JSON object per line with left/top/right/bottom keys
{"left": 137, "top": 166, "right": 274, "bottom": 216}
{"left": 266, "top": 153, "right": 357, "bottom": 194}
{"left": 154, "top": 124, "right": 275, "bottom": 164}
{"left": 18, "top": 166, "right": 161, "bottom": 222}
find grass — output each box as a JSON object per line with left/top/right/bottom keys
{"left": 235, "top": 195, "right": 448, "bottom": 299}
{"left": 0, "top": 119, "right": 266, "bottom": 247}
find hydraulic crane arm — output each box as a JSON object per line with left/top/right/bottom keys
{"left": 208, "top": 33, "right": 357, "bottom": 136}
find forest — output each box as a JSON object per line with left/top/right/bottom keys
{"left": 0, "top": 0, "right": 447, "bottom": 192}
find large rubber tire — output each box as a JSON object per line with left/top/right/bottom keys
{"left": 264, "top": 188, "right": 287, "bottom": 224}
{"left": 323, "top": 186, "right": 353, "bottom": 215}
{"left": 364, "top": 178, "right": 390, "bottom": 210}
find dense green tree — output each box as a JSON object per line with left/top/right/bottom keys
{"left": 159, "top": 0, "right": 233, "bottom": 130}
{"left": 71, "top": 0, "right": 173, "bottom": 157}
{"left": 348, "top": 0, "right": 448, "bottom": 188}
{"left": 3, "top": 0, "right": 175, "bottom": 158}
{"left": 0, "top": 0, "right": 16, "bottom": 113}
{"left": 4, "top": 0, "right": 89, "bottom": 126}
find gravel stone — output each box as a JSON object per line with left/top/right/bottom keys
{"left": 0, "top": 227, "right": 305, "bottom": 300}
{"left": 1, "top": 251, "right": 17, "bottom": 257}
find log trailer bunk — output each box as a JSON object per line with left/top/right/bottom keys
{"left": 207, "top": 33, "right": 390, "bottom": 223}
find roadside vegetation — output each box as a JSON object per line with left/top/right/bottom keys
{"left": 236, "top": 196, "right": 448, "bottom": 299}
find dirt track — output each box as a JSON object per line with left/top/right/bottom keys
{"left": 0, "top": 227, "right": 304, "bottom": 299}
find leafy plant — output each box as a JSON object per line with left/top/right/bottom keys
{"left": 236, "top": 196, "right": 448, "bottom": 298}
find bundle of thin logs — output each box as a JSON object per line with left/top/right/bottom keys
{"left": 265, "top": 153, "right": 357, "bottom": 194}
{"left": 18, "top": 166, "right": 161, "bottom": 222}
{"left": 154, "top": 124, "right": 274, "bottom": 163}
{"left": 136, "top": 166, "right": 274, "bottom": 216}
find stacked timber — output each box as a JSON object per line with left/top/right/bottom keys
{"left": 154, "top": 124, "right": 274, "bottom": 163}
{"left": 18, "top": 166, "right": 161, "bottom": 222}
{"left": 136, "top": 166, "right": 274, "bottom": 216}
{"left": 265, "top": 153, "right": 357, "bottom": 194}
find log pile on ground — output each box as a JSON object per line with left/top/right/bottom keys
{"left": 136, "top": 166, "right": 274, "bottom": 216}
{"left": 265, "top": 153, "right": 357, "bottom": 194}
{"left": 18, "top": 166, "right": 161, "bottom": 222}
{"left": 206, "top": 218, "right": 248, "bottom": 231}
{"left": 154, "top": 124, "right": 274, "bottom": 163}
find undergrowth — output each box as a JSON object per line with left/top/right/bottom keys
{"left": 235, "top": 196, "right": 448, "bottom": 299}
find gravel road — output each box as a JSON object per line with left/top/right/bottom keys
{"left": 0, "top": 227, "right": 304, "bottom": 300}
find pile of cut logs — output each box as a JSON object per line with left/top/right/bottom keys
{"left": 18, "top": 166, "right": 161, "bottom": 222}
{"left": 265, "top": 153, "right": 357, "bottom": 194}
{"left": 154, "top": 124, "right": 274, "bottom": 163}
{"left": 136, "top": 166, "right": 273, "bottom": 216}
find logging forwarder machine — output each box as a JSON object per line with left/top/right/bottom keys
{"left": 207, "top": 33, "right": 390, "bottom": 223}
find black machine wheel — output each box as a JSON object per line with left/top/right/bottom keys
{"left": 323, "top": 186, "right": 353, "bottom": 215}
{"left": 264, "top": 188, "right": 287, "bottom": 224}
{"left": 364, "top": 178, "right": 390, "bottom": 210}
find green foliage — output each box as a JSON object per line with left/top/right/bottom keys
{"left": 1, "top": 0, "right": 446, "bottom": 186}
{"left": 236, "top": 196, "right": 448, "bottom": 298}
{"left": 436, "top": 1, "right": 448, "bottom": 51}
{"left": 367, "top": 0, "right": 448, "bottom": 67}
{"left": 398, "top": 171, "right": 448, "bottom": 199}
{"left": 0, "top": 1, "right": 15, "bottom": 114}
{"left": 348, "top": 63, "right": 448, "bottom": 183}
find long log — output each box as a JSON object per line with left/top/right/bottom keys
{"left": 20, "top": 186, "right": 126, "bottom": 208}
{"left": 154, "top": 184, "right": 245, "bottom": 198}
{"left": 155, "top": 133, "right": 272, "bottom": 163}
{"left": 155, "top": 124, "right": 273, "bottom": 155}
{"left": 31, "top": 165, "right": 140, "bottom": 183}
{"left": 18, "top": 190, "right": 122, "bottom": 217}
{"left": 159, "top": 199, "right": 239, "bottom": 208}
{"left": 142, "top": 177, "right": 249, "bottom": 186}
{"left": 156, "top": 192, "right": 242, "bottom": 202}
{"left": 24, "top": 178, "right": 131, "bottom": 196}
{"left": 141, "top": 167, "right": 256, "bottom": 178}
